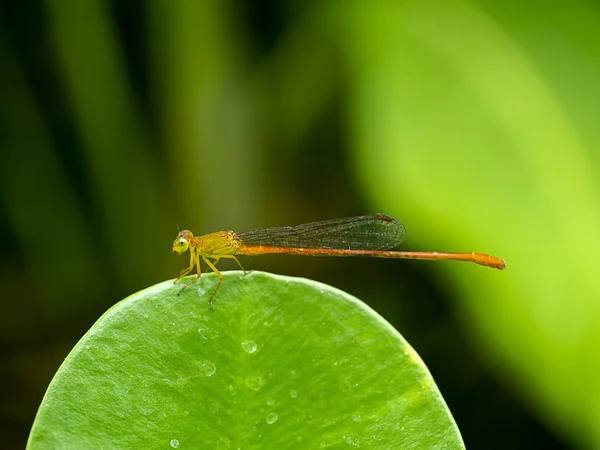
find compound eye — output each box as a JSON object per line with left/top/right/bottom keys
{"left": 172, "top": 237, "right": 189, "bottom": 254}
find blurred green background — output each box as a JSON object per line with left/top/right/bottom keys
{"left": 2, "top": 0, "right": 600, "bottom": 448}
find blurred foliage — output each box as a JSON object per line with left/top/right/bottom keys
{"left": 1, "top": 0, "right": 599, "bottom": 448}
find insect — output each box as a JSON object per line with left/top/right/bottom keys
{"left": 172, "top": 213, "right": 506, "bottom": 308}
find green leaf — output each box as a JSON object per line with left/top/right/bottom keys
{"left": 27, "top": 271, "right": 464, "bottom": 449}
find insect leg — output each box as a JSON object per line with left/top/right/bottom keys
{"left": 178, "top": 249, "right": 202, "bottom": 295}
{"left": 176, "top": 247, "right": 196, "bottom": 283}
{"left": 219, "top": 254, "right": 246, "bottom": 274}
{"left": 202, "top": 256, "right": 224, "bottom": 310}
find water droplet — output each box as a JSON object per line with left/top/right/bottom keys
{"left": 263, "top": 321, "right": 269, "bottom": 326}
{"left": 296, "top": 436, "right": 303, "bottom": 443}
{"left": 353, "top": 415, "right": 361, "bottom": 422}
{"left": 114, "top": 386, "right": 130, "bottom": 396}
{"left": 266, "top": 412, "right": 279, "bottom": 424}
{"left": 267, "top": 398, "right": 275, "bottom": 406}
{"left": 320, "top": 442, "right": 327, "bottom": 447}
{"left": 197, "top": 285, "right": 208, "bottom": 296}
{"left": 171, "top": 343, "right": 181, "bottom": 353}
{"left": 241, "top": 340, "right": 257, "bottom": 353}
{"left": 245, "top": 374, "right": 264, "bottom": 391}
{"left": 346, "top": 436, "right": 359, "bottom": 447}
{"left": 401, "top": 426, "right": 405, "bottom": 431}
{"left": 198, "top": 327, "right": 219, "bottom": 339}
{"left": 170, "top": 439, "right": 179, "bottom": 448}
{"left": 196, "top": 359, "right": 216, "bottom": 377}
{"left": 139, "top": 398, "right": 156, "bottom": 416}
{"left": 290, "top": 390, "right": 298, "bottom": 398}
